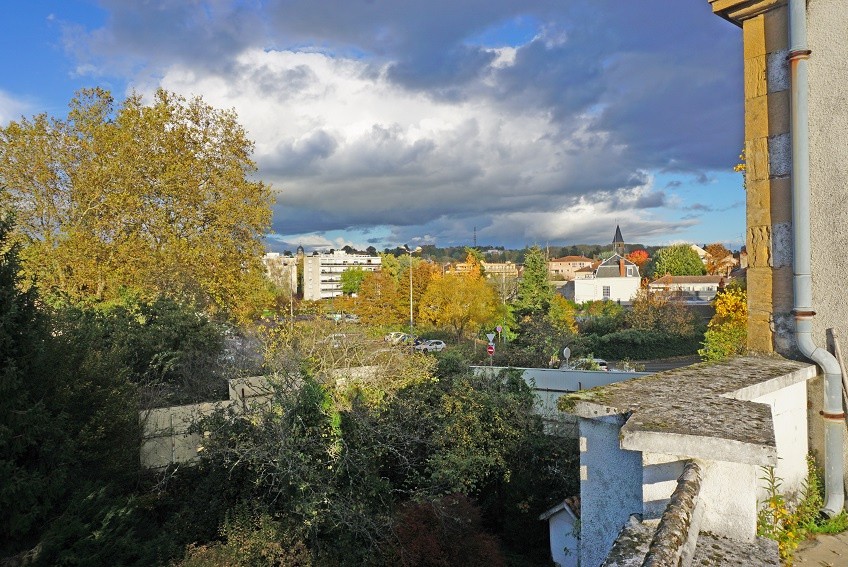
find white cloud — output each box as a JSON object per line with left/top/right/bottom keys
{"left": 0, "top": 91, "right": 32, "bottom": 126}
{"left": 152, "top": 48, "right": 639, "bottom": 239}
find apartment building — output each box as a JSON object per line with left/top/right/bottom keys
{"left": 303, "top": 250, "right": 381, "bottom": 300}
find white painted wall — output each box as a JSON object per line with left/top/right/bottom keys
{"left": 808, "top": 0, "right": 848, "bottom": 358}
{"left": 752, "top": 380, "right": 809, "bottom": 501}
{"left": 579, "top": 415, "right": 643, "bottom": 567}
{"left": 548, "top": 510, "right": 579, "bottom": 567}
{"left": 573, "top": 277, "right": 640, "bottom": 304}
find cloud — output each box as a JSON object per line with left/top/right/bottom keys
{"left": 57, "top": 0, "right": 743, "bottom": 248}
{"left": 0, "top": 90, "right": 32, "bottom": 125}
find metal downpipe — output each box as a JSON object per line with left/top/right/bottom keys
{"left": 788, "top": 0, "right": 845, "bottom": 516}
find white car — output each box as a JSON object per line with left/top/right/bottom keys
{"left": 415, "top": 340, "right": 446, "bottom": 352}
{"left": 561, "top": 358, "right": 609, "bottom": 371}
{"left": 385, "top": 332, "right": 407, "bottom": 343}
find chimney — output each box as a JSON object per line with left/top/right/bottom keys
{"left": 619, "top": 258, "right": 626, "bottom": 277}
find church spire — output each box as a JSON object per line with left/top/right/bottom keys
{"left": 612, "top": 225, "right": 625, "bottom": 256}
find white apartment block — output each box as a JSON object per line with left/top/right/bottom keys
{"left": 303, "top": 250, "right": 381, "bottom": 300}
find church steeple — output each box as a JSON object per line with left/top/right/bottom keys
{"left": 612, "top": 225, "right": 625, "bottom": 256}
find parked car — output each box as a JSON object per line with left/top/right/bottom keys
{"left": 385, "top": 331, "right": 406, "bottom": 343}
{"left": 415, "top": 340, "right": 446, "bottom": 353}
{"left": 324, "top": 333, "right": 347, "bottom": 348}
{"left": 561, "top": 358, "right": 609, "bottom": 371}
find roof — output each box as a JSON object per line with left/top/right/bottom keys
{"left": 560, "top": 356, "right": 815, "bottom": 465}
{"left": 538, "top": 495, "right": 581, "bottom": 521}
{"left": 613, "top": 225, "right": 624, "bottom": 244}
{"left": 650, "top": 275, "right": 725, "bottom": 285}
{"left": 595, "top": 254, "right": 639, "bottom": 278}
{"left": 550, "top": 255, "right": 594, "bottom": 263}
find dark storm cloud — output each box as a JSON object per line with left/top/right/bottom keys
{"left": 67, "top": 0, "right": 743, "bottom": 247}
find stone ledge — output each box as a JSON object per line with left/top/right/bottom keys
{"left": 560, "top": 356, "right": 815, "bottom": 466}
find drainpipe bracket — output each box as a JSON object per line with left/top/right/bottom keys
{"left": 792, "top": 309, "right": 817, "bottom": 317}
{"left": 787, "top": 49, "right": 812, "bottom": 61}
{"left": 820, "top": 410, "right": 846, "bottom": 421}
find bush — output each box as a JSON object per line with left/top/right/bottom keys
{"left": 582, "top": 329, "right": 703, "bottom": 360}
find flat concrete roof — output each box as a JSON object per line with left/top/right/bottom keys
{"left": 560, "top": 356, "right": 816, "bottom": 465}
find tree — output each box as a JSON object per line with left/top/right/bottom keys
{"left": 626, "top": 289, "right": 695, "bottom": 336}
{"left": 352, "top": 270, "right": 406, "bottom": 327}
{"left": 419, "top": 271, "right": 499, "bottom": 340}
{"left": 647, "top": 244, "right": 706, "bottom": 277}
{"left": 341, "top": 267, "right": 367, "bottom": 295}
{"left": 0, "top": 88, "right": 273, "bottom": 320}
{"left": 0, "top": 210, "right": 56, "bottom": 546}
{"left": 705, "top": 243, "right": 732, "bottom": 275}
{"left": 514, "top": 245, "right": 553, "bottom": 314}
{"left": 379, "top": 252, "right": 402, "bottom": 280}
{"left": 625, "top": 249, "right": 650, "bottom": 272}
{"left": 700, "top": 286, "right": 747, "bottom": 361}
{"left": 548, "top": 295, "right": 578, "bottom": 334}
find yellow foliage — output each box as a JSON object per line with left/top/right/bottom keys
{"left": 419, "top": 271, "right": 499, "bottom": 339}
{"left": 712, "top": 287, "right": 747, "bottom": 324}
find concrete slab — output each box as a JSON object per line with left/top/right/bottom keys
{"left": 794, "top": 532, "right": 848, "bottom": 566}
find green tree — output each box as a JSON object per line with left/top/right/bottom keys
{"left": 0, "top": 88, "right": 273, "bottom": 321}
{"left": 648, "top": 244, "right": 706, "bottom": 277}
{"left": 340, "top": 267, "right": 367, "bottom": 295}
{"left": 548, "top": 295, "right": 578, "bottom": 334}
{"left": 379, "top": 252, "right": 402, "bottom": 280}
{"left": 0, "top": 210, "right": 56, "bottom": 547}
{"left": 514, "top": 245, "right": 553, "bottom": 314}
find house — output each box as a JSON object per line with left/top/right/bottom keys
{"left": 561, "top": 228, "right": 641, "bottom": 304}
{"left": 648, "top": 275, "right": 727, "bottom": 302}
{"left": 303, "top": 250, "right": 381, "bottom": 300}
{"left": 564, "top": 254, "right": 641, "bottom": 304}
{"left": 451, "top": 261, "right": 519, "bottom": 279}
{"left": 548, "top": 255, "right": 594, "bottom": 280}
{"left": 539, "top": 496, "right": 580, "bottom": 567}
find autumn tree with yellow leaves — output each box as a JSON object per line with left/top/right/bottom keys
{"left": 699, "top": 286, "right": 748, "bottom": 360}
{"left": 419, "top": 256, "right": 499, "bottom": 340}
{"left": 0, "top": 88, "right": 273, "bottom": 321}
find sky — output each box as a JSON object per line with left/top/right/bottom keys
{"left": 0, "top": 1, "right": 746, "bottom": 253}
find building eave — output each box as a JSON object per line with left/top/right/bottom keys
{"left": 709, "top": 0, "right": 787, "bottom": 26}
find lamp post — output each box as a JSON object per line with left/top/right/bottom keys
{"left": 405, "top": 245, "right": 422, "bottom": 338}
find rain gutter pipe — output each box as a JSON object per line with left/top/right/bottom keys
{"left": 788, "top": 0, "right": 845, "bottom": 516}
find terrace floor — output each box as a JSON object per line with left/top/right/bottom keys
{"left": 795, "top": 531, "right": 848, "bottom": 566}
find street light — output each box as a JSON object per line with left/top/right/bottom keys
{"left": 404, "top": 245, "right": 422, "bottom": 337}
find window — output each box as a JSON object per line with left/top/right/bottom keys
{"left": 603, "top": 286, "right": 611, "bottom": 300}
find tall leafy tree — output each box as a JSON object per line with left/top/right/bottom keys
{"left": 340, "top": 267, "right": 367, "bottom": 295}
{"left": 0, "top": 210, "right": 56, "bottom": 546}
{"left": 0, "top": 88, "right": 273, "bottom": 320}
{"left": 514, "top": 245, "right": 553, "bottom": 314}
{"left": 647, "top": 244, "right": 706, "bottom": 277}
{"left": 419, "top": 270, "right": 499, "bottom": 340}
{"left": 705, "top": 243, "right": 732, "bottom": 275}
{"left": 625, "top": 249, "right": 650, "bottom": 272}
{"left": 700, "top": 286, "right": 748, "bottom": 361}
